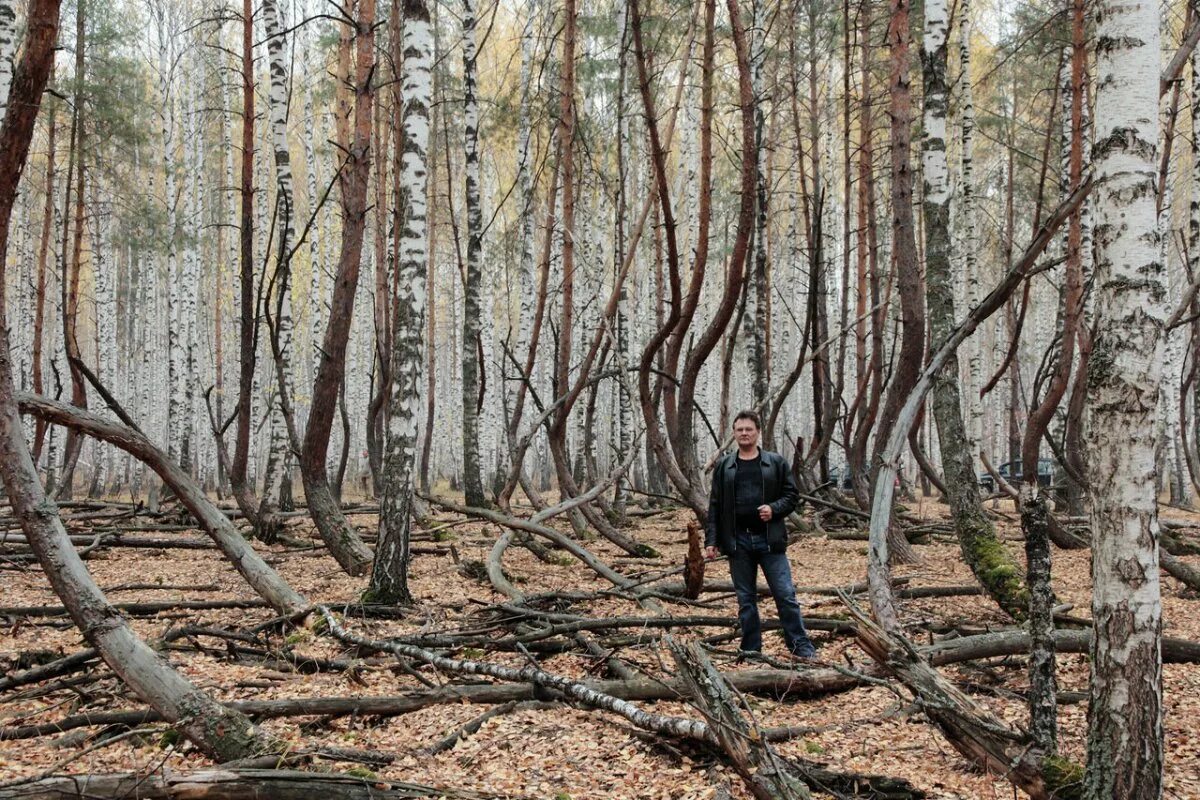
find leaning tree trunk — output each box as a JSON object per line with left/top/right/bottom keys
{"left": 460, "top": 0, "right": 486, "bottom": 506}
{"left": 1084, "top": 0, "right": 1165, "bottom": 796}
{"left": 17, "top": 393, "right": 309, "bottom": 615}
{"left": 299, "top": 0, "right": 377, "bottom": 577}
{"left": 369, "top": 0, "right": 433, "bottom": 605}
{"left": 0, "top": 0, "right": 277, "bottom": 762}
{"left": 920, "top": 0, "right": 1028, "bottom": 622}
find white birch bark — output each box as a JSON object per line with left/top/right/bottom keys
{"left": 747, "top": 0, "right": 769, "bottom": 406}
{"left": 959, "top": 0, "right": 981, "bottom": 455}
{"left": 459, "top": 0, "right": 485, "bottom": 504}
{"left": 182, "top": 71, "right": 201, "bottom": 472}
{"left": 158, "top": 27, "right": 183, "bottom": 467}
{"left": 369, "top": 0, "right": 433, "bottom": 600}
{"left": 1084, "top": 1, "right": 1165, "bottom": 795}
{"left": 259, "top": 0, "right": 295, "bottom": 508}
{"left": 304, "top": 80, "right": 323, "bottom": 401}
{"left": 0, "top": 0, "right": 17, "bottom": 113}
{"left": 92, "top": 188, "right": 116, "bottom": 486}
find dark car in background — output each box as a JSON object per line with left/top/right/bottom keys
{"left": 978, "top": 457, "right": 1054, "bottom": 493}
{"left": 826, "top": 465, "right": 856, "bottom": 492}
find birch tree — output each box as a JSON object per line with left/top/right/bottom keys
{"left": 1084, "top": 0, "right": 1165, "bottom": 794}
{"left": 0, "top": 0, "right": 16, "bottom": 110}
{"left": 370, "top": 0, "right": 432, "bottom": 603}
{"left": 460, "top": 0, "right": 485, "bottom": 505}
{"left": 920, "top": 0, "right": 1026, "bottom": 621}
{"left": 260, "top": 0, "right": 296, "bottom": 517}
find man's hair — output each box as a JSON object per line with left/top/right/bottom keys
{"left": 733, "top": 409, "right": 761, "bottom": 429}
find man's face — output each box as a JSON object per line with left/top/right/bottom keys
{"left": 733, "top": 419, "right": 759, "bottom": 448}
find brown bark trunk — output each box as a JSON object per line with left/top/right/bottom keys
{"left": 298, "top": 0, "right": 377, "bottom": 576}
{"left": 54, "top": 1, "right": 88, "bottom": 499}
{"left": 871, "top": 0, "right": 923, "bottom": 564}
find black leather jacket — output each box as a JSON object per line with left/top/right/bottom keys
{"left": 705, "top": 449, "right": 799, "bottom": 554}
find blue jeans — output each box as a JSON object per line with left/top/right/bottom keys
{"left": 729, "top": 531, "right": 816, "bottom": 656}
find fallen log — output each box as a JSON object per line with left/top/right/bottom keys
{"left": 0, "top": 599, "right": 269, "bottom": 619}
{"left": 924, "top": 628, "right": 1200, "bottom": 665}
{"left": 841, "top": 595, "right": 1081, "bottom": 800}
{"left": 0, "top": 769, "right": 497, "bottom": 800}
{"left": 0, "top": 666, "right": 867, "bottom": 741}
{"left": 0, "top": 648, "right": 99, "bottom": 692}
{"left": 667, "top": 636, "right": 812, "bottom": 799}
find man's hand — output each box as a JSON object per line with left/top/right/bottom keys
{"left": 758, "top": 504, "right": 773, "bottom": 522}
{"left": 704, "top": 546, "right": 719, "bottom": 560}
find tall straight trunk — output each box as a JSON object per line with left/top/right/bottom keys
{"left": 370, "top": 0, "right": 432, "bottom": 604}
{"left": 747, "top": 0, "right": 769, "bottom": 408}
{"left": 260, "top": 0, "right": 296, "bottom": 518}
{"left": 460, "top": 0, "right": 485, "bottom": 505}
{"left": 1021, "top": 0, "right": 1086, "bottom": 756}
{"left": 157, "top": 10, "right": 184, "bottom": 471}
{"left": 366, "top": 61, "right": 389, "bottom": 498}
{"left": 801, "top": 5, "right": 835, "bottom": 479}
{"left": 226, "top": 0, "right": 275, "bottom": 538}
{"left": 1085, "top": 0, "right": 1165, "bottom": 794}
{"left": 849, "top": 0, "right": 882, "bottom": 500}
{"left": 0, "top": 0, "right": 275, "bottom": 762}
{"left": 547, "top": 0, "right": 578, "bottom": 502}
{"left": 304, "top": 84, "right": 323, "bottom": 414}
{"left": 872, "top": 0, "right": 923, "bottom": 564}
{"left": 1189, "top": 33, "right": 1200, "bottom": 502}
{"left": 419, "top": 22, "right": 440, "bottom": 496}
{"left": 299, "top": 0, "right": 376, "bottom": 577}
{"left": 55, "top": 0, "right": 87, "bottom": 498}
{"left": 31, "top": 94, "right": 55, "bottom": 463}
{"left": 959, "top": 0, "right": 981, "bottom": 455}
{"left": 499, "top": 0, "right": 543, "bottom": 512}
{"left": 920, "top": 0, "right": 1027, "bottom": 622}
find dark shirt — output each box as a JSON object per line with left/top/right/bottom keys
{"left": 733, "top": 455, "right": 765, "bottom": 532}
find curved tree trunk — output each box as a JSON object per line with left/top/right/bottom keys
{"left": 299, "top": 0, "right": 377, "bottom": 577}
{"left": 919, "top": 0, "right": 1028, "bottom": 623}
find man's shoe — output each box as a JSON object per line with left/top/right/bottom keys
{"left": 788, "top": 647, "right": 823, "bottom": 666}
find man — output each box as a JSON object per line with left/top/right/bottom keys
{"left": 704, "top": 410, "right": 818, "bottom": 660}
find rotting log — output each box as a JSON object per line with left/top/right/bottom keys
{"left": 667, "top": 635, "right": 811, "bottom": 799}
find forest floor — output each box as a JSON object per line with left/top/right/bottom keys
{"left": 3, "top": 491, "right": 1200, "bottom": 799}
